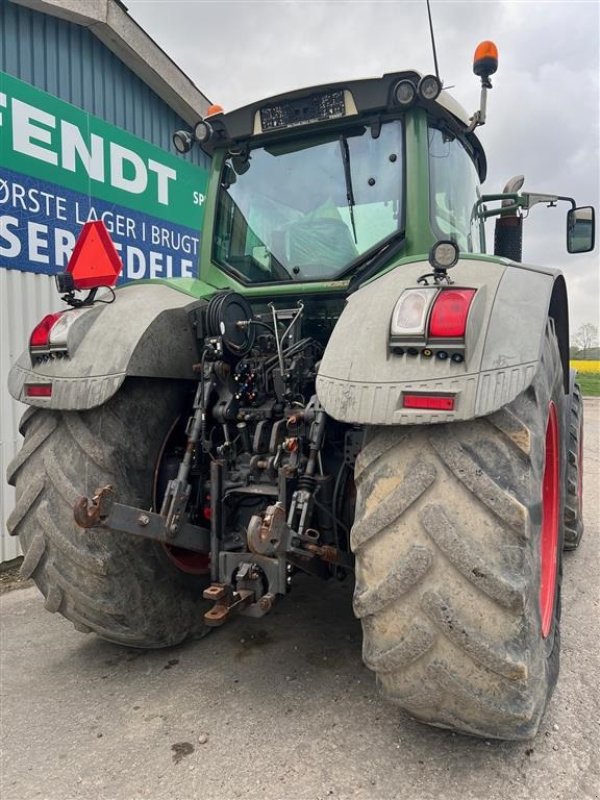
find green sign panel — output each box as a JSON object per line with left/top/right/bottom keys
{"left": 0, "top": 71, "right": 209, "bottom": 280}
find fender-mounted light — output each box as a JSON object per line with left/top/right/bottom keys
{"left": 390, "top": 287, "right": 439, "bottom": 337}
{"left": 47, "top": 307, "right": 90, "bottom": 348}
{"left": 29, "top": 308, "right": 89, "bottom": 354}
{"left": 25, "top": 384, "right": 53, "bottom": 398}
{"left": 429, "top": 240, "right": 459, "bottom": 271}
{"left": 428, "top": 288, "right": 476, "bottom": 339}
{"left": 403, "top": 393, "right": 455, "bottom": 411}
{"left": 30, "top": 313, "right": 65, "bottom": 349}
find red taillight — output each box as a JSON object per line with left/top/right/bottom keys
{"left": 25, "top": 384, "right": 53, "bottom": 397}
{"left": 403, "top": 394, "right": 455, "bottom": 410}
{"left": 29, "top": 313, "right": 64, "bottom": 348}
{"left": 428, "top": 289, "right": 476, "bottom": 338}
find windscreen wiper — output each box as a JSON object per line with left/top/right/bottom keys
{"left": 339, "top": 135, "right": 358, "bottom": 244}
{"left": 345, "top": 229, "right": 406, "bottom": 293}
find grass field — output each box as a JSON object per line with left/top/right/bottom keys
{"left": 571, "top": 360, "right": 600, "bottom": 396}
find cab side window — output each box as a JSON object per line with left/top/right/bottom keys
{"left": 428, "top": 127, "right": 484, "bottom": 252}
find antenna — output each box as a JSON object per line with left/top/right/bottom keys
{"left": 426, "top": 0, "right": 440, "bottom": 81}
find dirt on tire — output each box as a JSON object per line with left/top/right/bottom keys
{"left": 564, "top": 381, "right": 584, "bottom": 550}
{"left": 6, "top": 379, "right": 209, "bottom": 647}
{"left": 351, "top": 322, "right": 566, "bottom": 740}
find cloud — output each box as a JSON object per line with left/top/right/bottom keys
{"left": 127, "top": 0, "right": 599, "bottom": 330}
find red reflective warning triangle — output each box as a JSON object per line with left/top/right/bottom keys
{"left": 66, "top": 221, "right": 123, "bottom": 290}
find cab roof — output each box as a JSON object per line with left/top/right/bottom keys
{"left": 204, "top": 70, "right": 486, "bottom": 181}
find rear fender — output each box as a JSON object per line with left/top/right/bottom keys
{"left": 8, "top": 283, "right": 206, "bottom": 409}
{"left": 316, "top": 257, "right": 568, "bottom": 425}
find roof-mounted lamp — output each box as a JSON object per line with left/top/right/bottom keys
{"left": 467, "top": 40, "right": 498, "bottom": 132}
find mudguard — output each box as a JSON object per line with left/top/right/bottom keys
{"left": 316, "top": 257, "right": 568, "bottom": 425}
{"left": 8, "top": 283, "right": 206, "bottom": 410}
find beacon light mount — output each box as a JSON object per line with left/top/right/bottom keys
{"left": 467, "top": 40, "right": 499, "bottom": 132}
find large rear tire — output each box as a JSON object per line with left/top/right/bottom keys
{"left": 351, "top": 323, "right": 565, "bottom": 740}
{"left": 7, "top": 379, "right": 208, "bottom": 648}
{"left": 563, "top": 381, "right": 584, "bottom": 550}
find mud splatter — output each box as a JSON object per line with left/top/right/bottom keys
{"left": 171, "top": 742, "right": 194, "bottom": 764}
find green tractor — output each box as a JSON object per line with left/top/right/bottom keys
{"left": 7, "top": 42, "right": 594, "bottom": 740}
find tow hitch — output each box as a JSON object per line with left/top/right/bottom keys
{"left": 74, "top": 485, "right": 354, "bottom": 628}
{"left": 73, "top": 485, "right": 211, "bottom": 554}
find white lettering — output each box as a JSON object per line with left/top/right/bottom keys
{"left": 55, "top": 195, "right": 67, "bottom": 221}
{"left": 12, "top": 182, "right": 27, "bottom": 210}
{"left": 61, "top": 121, "right": 105, "bottom": 182}
{"left": 0, "top": 215, "right": 21, "bottom": 257}
{"left": 149, "top": 251, "right": 163, "bottom": 278}
{"left": 99, "top": 211, "right": 136, "bottom": 239}
{"left": 54, "top": 228, "right": 76, "bottom": 267}
{"left": 28, "top": 222, "right": 49, "bottom": 263}
{"left": 181, "top": 259, "right": 194, "bottom": 278}
{"left": 148, "top": 159, "right": 176, "bottom": 205}
{"left": 110, "top": 143, "right": 147, "bottom": 195}
{"left": 12, "top": 99, "right": 58, "bottom": 165}
{"left": 126, "top": 246, "right": 146, "bottom": 279}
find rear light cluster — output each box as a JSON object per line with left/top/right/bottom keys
{"left": 29, "top": 308, "right": 89, "bottom": 356}
{"left": 428, "top": 289, "right": 476, "bottom": 338}
{"left": 390, "top": 287, "right": 476, "bottom": 364}
{"left": 390, "top": 287, "right": 477, "bottom": 414}
{"left": 390, "top": 287, "right": 476, "bottom": 342}
{"left": 29, "top": 313, "right": 65, "bottom": 348}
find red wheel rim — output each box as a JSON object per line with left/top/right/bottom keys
{"left": 577, "top": 422, "right": 584, "bottom": 503}
{"left": 163, "top": 545, "right": 210, "bottom": 575}
{"left": 539, "top": 401, "right": 560, "bottom": 638}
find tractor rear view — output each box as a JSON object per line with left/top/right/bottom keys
{"left": 7, "top": 42, "right": 593, "bottom": 740}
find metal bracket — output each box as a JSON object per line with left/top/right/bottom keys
{"left": 202, "top": 553, "right": 283, "bottom": 626}
{"left": 73, "top": 486, "right": 210, "bottom": 554}
{"left": 202, "top": 584, "right": 255, "bottom": 626}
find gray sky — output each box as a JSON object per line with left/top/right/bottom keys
{"left": 128, "top": 0, "right": 599, "bottom": 336}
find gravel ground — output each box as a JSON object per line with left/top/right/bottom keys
{"left": 1, "top": 400, "right": 598, "bottom": 800}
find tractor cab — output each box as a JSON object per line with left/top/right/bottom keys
{"left": 174, "top": 70, "right": 488, "bottom": 291}
{"left": 172, "top": 47, "right": 593, "bottom": 295}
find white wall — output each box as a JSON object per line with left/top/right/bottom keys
{"left": 0, "top": 270, "right": 59, "bottom": 562}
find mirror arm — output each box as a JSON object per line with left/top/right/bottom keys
{"left": 521, "top": 193, "right": 575, "bottom": 211}
{"left": 476, "top": 193, "right": 522, "bottom": 219}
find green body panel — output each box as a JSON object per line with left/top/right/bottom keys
{"left": 403, "top": 110, "right": 433, "bottom": 257}
{"left": 153, "top": 107, "right": 447, "bottom": 300}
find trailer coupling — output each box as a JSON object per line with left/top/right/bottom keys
{"left": 73, "top": 487, "right": 354, "bottom": 628}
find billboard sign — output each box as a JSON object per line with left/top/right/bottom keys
{"left": 0, "top": 72, "right": 209, "bottom": 281}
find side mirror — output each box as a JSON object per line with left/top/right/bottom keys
{"left": 567, "top": 206, "right": 595, "bottom": 253}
